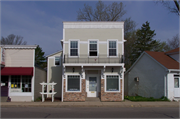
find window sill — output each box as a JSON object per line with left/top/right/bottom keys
{"left": 66, "top": 91, "right": 81, "bottom": 93}
{"left": 105, "top": 90, "right": 120, "bottom": 93}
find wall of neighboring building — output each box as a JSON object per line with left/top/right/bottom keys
{"left": 5, "top": 49, "right": 34, "bottom": 67}
{"left": 125, "top": 53, "right": 167, "bottom": 99}
{"left": 34, "top": 66, "right": 47, "bottom": 101}
{"left": 4, "top": 47, "right": 35, "bottom": 102}
{"left": 47, "top": 52, "right": 62, "bottom": 98}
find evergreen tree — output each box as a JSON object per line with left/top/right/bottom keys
{"left": 35, "top": 45, "right": 46, "bottom": 68}
{"left": 131, "top": 21, "right": 160, "bottom": 63}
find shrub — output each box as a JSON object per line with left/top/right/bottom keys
{"left": 124, "top": 95, "right": 169, "bottom": 101}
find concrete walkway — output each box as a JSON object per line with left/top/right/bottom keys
{"left": 1, "top": 100, "right": 179, "bottom": 107}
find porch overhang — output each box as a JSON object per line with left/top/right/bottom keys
{"left": 1, "top": 67, "right": 34, "bottom": 76}
{"left": 63, "top": 63, "right": 125, "bottom": 67}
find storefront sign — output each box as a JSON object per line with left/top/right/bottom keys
{"left": 11, "top": 89, "right": 21, "bottom": 92}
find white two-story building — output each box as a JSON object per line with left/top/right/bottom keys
{"left": 1, "top": 45, "right": 46, "bottom": 102}
{"left": 61, "top": 22, "right": 126, "bottom": 102}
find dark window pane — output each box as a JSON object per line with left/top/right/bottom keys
{"left": 68, "top": 76, "right": 80, "bottom": 91}
{"left": 90, "top": 44, "right": 97, "bottom": 50}
{"left": 71, "top": 41, "right": 78, "bottom": 48}
{"left": 70, "top": 49, "right": 78, "bottom": 56}
{"left": 106, "top": 76, "right": 119, "bottom": 91}
{"left": 109, "top": 49, "right": 116, "bottom": 56}
{"left": 89, "top": 51, "right": 97, "bottom": 56}
{"left": 109, "top": 41, "right": 116, "bottom": 48}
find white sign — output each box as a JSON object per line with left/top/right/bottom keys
{"left": 11, "top": 89, "right": 21, "bottom": 92}
{"left": 1, "top": 83, "right": 5, "bottom": 86}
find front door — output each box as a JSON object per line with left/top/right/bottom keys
{"left": 1, "top": 76, "right": 9, "bottom": 97}
{"left": 174, "top": 77, "right": 180, "bottom": 97}
{"left": 87, "top": 76, "right": 98, "bottom": 97}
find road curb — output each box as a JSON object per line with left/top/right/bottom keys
{"left": 1, "top": 104, "right": 179, "bottom": 108}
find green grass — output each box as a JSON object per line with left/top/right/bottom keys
{"left": 35, "top": 97, "right": 42, "bottom": 102}
{"left": 124, "top": 95, "right": 169, "bottom": 101}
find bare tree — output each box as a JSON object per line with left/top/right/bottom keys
{"left": 1, "top": 34, "right": 27, "bottom": 45}
{"left": 77, "top": 1, "right": 126, "bottom": 21}
{"left": 167, "top": 34, "right": 179, "bottom": 49}
{"left": 156, "top": 0, "right": 180, "bottom": 16}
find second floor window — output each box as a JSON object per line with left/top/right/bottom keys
{"left": 70, "top": 41, "right": 78, "bottom": 56}
{"left": 109, "top": 41, "right": 117, "bottom": 56}
{"left": 89, "top": 41, "right": 97, "bottom": 56}
{"left": 55, "top": 56, "right": 60, "bottom": 65}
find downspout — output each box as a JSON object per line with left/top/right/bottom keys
{"left": 61, "top": 54, "right": 64, "bottom": 102}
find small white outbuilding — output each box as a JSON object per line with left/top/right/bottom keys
{"left": 125, "top": 48, "right": 180, "bottom": 101}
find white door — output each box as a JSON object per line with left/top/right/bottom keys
{"left": 174, "top": 77, "right": 180, "bottom": 97}
{"left": 87, "top": 76, "right": 98, "bottom": 97}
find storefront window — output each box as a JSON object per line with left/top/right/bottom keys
{"left": 106, "top": 75, "right": 119, "bottom": 91}
{"left": 11, "top": 75, "right": 32, "bottom": 92}
{"left": 22, "top": 76, "right": 31, "bottom": 92}
{"left": 11, "top": 76, "right": 21, "bottom": 89}
{"left": 67, "top": 75, "right": 80, "bottom": 91}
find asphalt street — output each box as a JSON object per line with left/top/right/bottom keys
{"left": 1, "top": 107, "right": 179, "bottom": 118}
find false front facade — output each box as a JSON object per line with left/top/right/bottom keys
{"left": 61, "top": 22, "right": 126, "bottom": 102}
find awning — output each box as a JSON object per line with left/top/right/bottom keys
{"left": 1, "top": 67, "right": 33, "bottom": 76}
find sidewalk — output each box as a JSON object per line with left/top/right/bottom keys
{"left": 1, "top": 100, "right": 179, "bottom": 107}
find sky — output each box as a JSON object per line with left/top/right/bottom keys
{"left": 1, "top": 0, "right": 179, "bottom": 56}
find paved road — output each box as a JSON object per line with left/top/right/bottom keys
{"left": 1, "top": 107, "right": 179, "bottom": 118}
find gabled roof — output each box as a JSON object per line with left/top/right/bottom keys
{"left": 165, "top": 47, "right": 179, "bottom": 54}
{"left": 46, "top": 50, "right": 62, "bottom": 58}
{"left": 145, "top": 51, "right": 179, "bottom": 69}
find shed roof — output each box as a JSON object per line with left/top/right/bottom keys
{"left": 145, "top": 51, "right": 179, "bottom": 69}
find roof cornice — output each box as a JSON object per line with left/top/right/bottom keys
{"left": 63, "top": 21, "right": 124, "bottom": 29}
{"left": 1, "top": 45, "right": 37, "bottom": 49}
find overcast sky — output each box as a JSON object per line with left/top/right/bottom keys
{"left": 1, "top": 0, "right": 179, "bottom": 56}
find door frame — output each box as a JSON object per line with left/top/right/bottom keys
{"left": 86, "top": 74, "right": 100, "bottom": 97}
{"left": 174, "top": 76, "right": 180, "bottom": 97}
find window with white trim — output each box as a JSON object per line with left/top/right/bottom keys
{"left": 70, "top": 41, "right": 78, "bottom": 56}
{"left": 22, "top": 76, "right": 31, "bottom": 92}
{"left": 109, "top": 41, "right": 117, "bottom": 56}
{"left": 174, "top": 78, "right": 179, "bottom": 88}
{"left": 106, "top": 75, "right": 119, "bottom": 91}
{"left": 55, "top": 56, "right": 60, "bottom": 65}
{"left": 67, "top": 75, "right": 80, "bottom": 91}
{"left": 11, "top": 75, "right": 32, "bottom": 92}
{"left": 89, "top": 41, "right": 97, "bottom": 56}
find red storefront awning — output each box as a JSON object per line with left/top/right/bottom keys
{"left": 1, "top": 67, "right": 33, "bottom": 76}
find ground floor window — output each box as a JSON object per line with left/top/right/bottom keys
{"left": 67, "top": 75, "right": 80, "bottom": 91}
{"left": 106, "top": 75, "right": 119, "bottom": 91}
{"left": 11, "top": 75, "right": 32, "bottom": 92}
{"left": 174, "top": 78, "right": 179, "bottom": 88}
